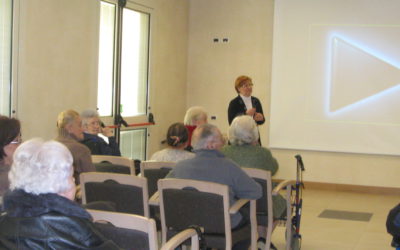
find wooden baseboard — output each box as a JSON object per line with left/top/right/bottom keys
{"left": 274, "top": 179, "right": 400, "bottom": 195}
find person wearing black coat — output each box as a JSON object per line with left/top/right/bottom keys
{"left": 0, "top": 139, "right": 120, "bottom": 250}
{"left": 228, "top": 75, "right": 265, "bottom": 145}
{"left": 228, "top": 75, "right": 265, "bottom": 125}
{"left": 80, "top": 109, "right": 121, "bottom": 156}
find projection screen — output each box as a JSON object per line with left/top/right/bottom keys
{"left": 269, "top": 0, "right": 400, "bottom": 155}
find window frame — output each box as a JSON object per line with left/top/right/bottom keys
{"left": 97, "top": 0, "right": 154, "bottom": 159}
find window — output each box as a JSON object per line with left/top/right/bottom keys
{"left": 120, "top": 129, "right": 147, "bottom": 160}
{"left": 97, "top": 0, "right": 151, "bottom": 160}
{"left": 97, "top": 1, "right": 116, "bottom": 117}
{"left": 0, "top": 0, "right": 13, "bottom": 116}
{"left": 120, "top": 8, "right": 149, "bottom": 117}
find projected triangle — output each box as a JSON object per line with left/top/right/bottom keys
{"left": 330, "top": 37, "right": 400, "bottom": 112}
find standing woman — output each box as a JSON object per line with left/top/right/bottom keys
{"left": 228, "top": 75, "right": 265, "bottom": 126}
{"left": 0, "top": 116, "right": 21, "bottom": 198}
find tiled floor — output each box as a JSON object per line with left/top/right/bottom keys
{"left": 270, "top": 188, "right": 398, "bottom": 250}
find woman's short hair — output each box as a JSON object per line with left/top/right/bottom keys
{"left": 234, "top": 75, "right": 253, "bottom": 93}
{"left": 9, "top": 138, "right": 74, "bottom": 195}
{"left": 57, "top": 110, "right": 80, "bottom": 137}
{"left": 81, "top": 109, "right": 99, "bottom": 126}
{"left": 165, "top": 122, "right": 189, "bottom": 147}
{"left": 183, "top": 106, "right": 207, "bottom": 126}
{"left": 0, "top": 116, "right": 21, "bottom": 161}
{"left": 228, "top": 115, "right": 259, "bottom": 145}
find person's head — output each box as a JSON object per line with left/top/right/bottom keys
{"left": 183, "top": 106, "right": 208, "bottom": 126}
{"left": 81, "top": 109, "right": 101, "bottom": 134}
{"left": 0, "top": 116, "right": 21, "bottom": 165}
{"left": 57, "top": 110, "right": 84, "bottom": 141}
{"left": 9, "top": 139, "right": 76, "bottom": 200}
{"left": 165, "top": 122, "right": 189, "bottom": 149}
{"left": 228, "top": 115, "right": 259, "bottom": 146}
{"left": 192, "top": 124, "right": 224, "bottom": 151}
{"left": 235, "top": 75, "right": 253, "bottom": 97}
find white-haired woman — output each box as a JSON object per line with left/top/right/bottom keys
{"left": 56, "top": 109, "right": 95, "bottom": 184}
{"left": 0, "top": 139, "right": 119, "bottom": 249}
{"left": 221, "top": 115, "right": 286, "bottom": 219}
{"left": 183, "top": 106, "right": 208, "bottom": 151}
{"left": 80, "top": 109, "right": 121, "bottom": 156}
{"left": 222, "top": 115, "right": 278, "bottom": 174}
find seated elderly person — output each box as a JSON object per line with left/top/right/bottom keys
{"left": 183, "top": 106, "right": 208, "bottom": 151}
{"left": 56, "top": 110, "right": 95, "bottom": 184}
{"left": 80, "top": 109, "right": 121, "bottom": 156}
{"left": 166, "top": 124, "right": 261, "bottom": 250}
{"left": 0, "top": 139, "right": 119, "bottom": 249}
{"left": 0, "top": 116, "right": 21, "bottom": 201}
{"left": 221, "top": 115, "right": 286, "bottom": 219}
{"left": 150, "top": 122, "right": 194, "bottom": 162}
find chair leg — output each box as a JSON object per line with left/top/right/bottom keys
{"left": 257, "top": 237, "right": 277, "bottom": 250}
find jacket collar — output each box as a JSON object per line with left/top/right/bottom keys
{"left": 3, "top": 189, "right": 91, "bottom": 219}
{"left": 193, "top": 149, "right": 225, "bottom": 158}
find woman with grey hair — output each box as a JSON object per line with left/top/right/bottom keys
{"left": 80, "top": 109, "right": 121, "bottom": 156}
{"left": 221, "top": 115, "right": 286, "bottom": 220}
{"left": 183, "top": 106, "right": 208, "bottom": 151}
{"left": 222, "top": 115, "right": 278, "bottom": 174}
{"left": 0, "top": 139, "right": 119, "bottom": 249}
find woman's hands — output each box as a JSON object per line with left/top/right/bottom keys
{"left": 247, "top": 108, "right": 264, "bottom": 122}
{"left": 254, "top": 112, "right": 264, "bottom": 122}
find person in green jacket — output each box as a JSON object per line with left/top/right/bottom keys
{"left": 221, "top": 115, "right": 286, "bottom": 219}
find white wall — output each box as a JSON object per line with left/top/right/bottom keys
{"left": 147, "top": 0, "right": 189, "bottom": 156}
{"left": 187, "top": 0, "right": 400, "bottom": 188}
{"left": 16, "top": 0, "right": 99, "bottom": 140}
{"left": 187, "top": 0, "right": 273, "bottom": 141}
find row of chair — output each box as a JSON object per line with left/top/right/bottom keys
{"left": 86, "top": 155, "right": 296, "bottom": 250}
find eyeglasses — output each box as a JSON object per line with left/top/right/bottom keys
{"left": 10, "top": 136, "right": 22, "bottom": 144}
{"left": 241, "top": 83, "right": 254, "bottom": 88}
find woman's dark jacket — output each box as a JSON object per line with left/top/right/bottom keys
{"left": 81, "top": 133, "right": 121, "bottom": 156}
{"left": 0, "top": 189, "right": 120, "bottom": 249}
{"left": 228, "top": 95, "right": 265, "bottom": 125}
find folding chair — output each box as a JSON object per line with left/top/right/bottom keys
{"left": 158, "top": 178, "right": 257, "bottom": 250}
{"left": 80, "top": 172, "right": 149, "bottom": 217}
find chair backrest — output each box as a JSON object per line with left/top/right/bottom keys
{"left": 140, "top": 161, "right": 176, "bottom": 197}
{"left": 158, "top": 178, "right": 233, "bottom": 249}
{"left": 88, "top": 209, "right": 158, "bottom": 250}
{"left": 242, "top": 168, "right": 273, "bottom": 220}
{"left": 80, "top": 172, "right": 149, "bottom": 217}
{"left": 92, "top": 155, "right": 135, "bottom": 175}
{"left": 242, "top": 167, "right": 274, "bottom": 250}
